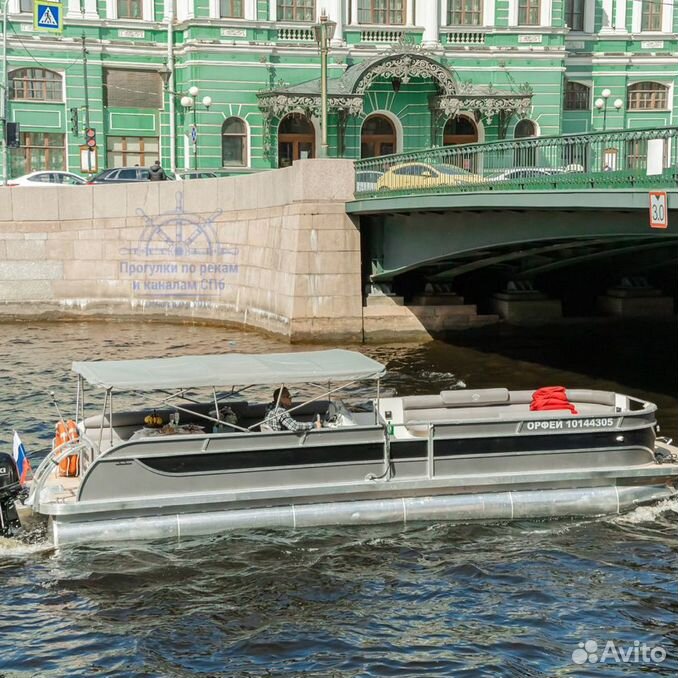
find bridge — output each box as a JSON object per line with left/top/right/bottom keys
{"left": 348, "top": 127, "right": 678, "bottom": 331}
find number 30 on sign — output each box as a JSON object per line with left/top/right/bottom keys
{"left": 649, "top": 191, "right": 668, "bottom": 229}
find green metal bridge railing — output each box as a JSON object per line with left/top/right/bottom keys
{"left": 354, "top": 127, "right": 678, "bottom": 198}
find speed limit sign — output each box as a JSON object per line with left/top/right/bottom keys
{"left": 649, "top": 191, "right": 668, "bottom": 229}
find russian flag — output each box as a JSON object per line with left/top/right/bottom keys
{"left": 12, "top": 431, "right": 32, "bottom": 485}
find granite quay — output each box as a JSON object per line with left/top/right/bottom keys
{"left": 0, "top": 160, "right": 367, "bottom": 342}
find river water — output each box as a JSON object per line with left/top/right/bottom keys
{"left": 0, "top": 319, "right": 676, "bottom": 677}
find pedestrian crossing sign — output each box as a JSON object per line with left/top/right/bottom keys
{"left": 34, "top": 1, "right": 63, "bottom": 33}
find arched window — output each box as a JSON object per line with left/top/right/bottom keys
{"left": 514, "top": 119, "right": 537, "bottom": 167}
{"left": 277, "top": 0, "right": 315, "bottom": 21}
{"left": 564, "top": 81, "right": 590, "bottom": 110}
{"left": 627, "top": 82, "right": 668, "bottom": 110}
{"left": 443, "top": 116, "right": 478, "bottom": 145}
{"left": 515, "top": 119, "right": 537, "bottom": 139}
{"left": 361, "top": 115, "right": 397, "bottom": 158}
{"left": 9, "top": 68, "right": 62, "bottom": 102}
{"left": 443, "top": 115, "right": 479, "bottom": 172}
{"left": 278, "top": 114, "right": 315, "bottom": 167}
{"left": 222, "top": 117, "right": 247, "bottom": 167}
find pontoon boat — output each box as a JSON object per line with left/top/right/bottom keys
{"left": 2, "top": 349, "right": 677, "bottom": 545}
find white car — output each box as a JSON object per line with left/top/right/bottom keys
{"left": 8, "top": 171, "right": 86, "bottom": 186}
{"left": 489, "top": 167, "right": 564, "bottom": 181}
{"left": 355, "top": 170, "right": 384, "bottom": 192}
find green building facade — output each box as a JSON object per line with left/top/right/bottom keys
{"left": 1, "top": 0, "right": 677, "bottom": 179}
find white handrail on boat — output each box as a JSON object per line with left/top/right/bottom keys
{"left": 26, "top": 439, "right": 90, "bottom": 509}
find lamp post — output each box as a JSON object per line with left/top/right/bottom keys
{"left": 313, "top": 10, "right": 336, "bottom": 159}
{"left": 179, "top": 86, "right": 212, "bottom": 171}
{"left": 1, "top": 0, "right": 10, "bottom": 185}
{"left": 594, "top": 88, "right": 622, "bottom": 131}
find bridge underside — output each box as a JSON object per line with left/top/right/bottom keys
{"left": 355, "top": 194, "right": 678, "bottom": 315}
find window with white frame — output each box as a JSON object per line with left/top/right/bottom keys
{"left": 19, "top": 0, "right": 32, "bottom": 12}
{"left": 9, "top": 68, "right": 63, "bottom": 101}
{"left": 627, "top": 82, "right": 668, "bottom": 110}
{"left": 641, "top": 0, "right": 662, "bottom": 31}
{"left": 358, "top": 0, "right": 405, "bottom": 25}
{"left": 117, "top": 0, "right": 142, "bottom": 19}
{"left": 518, "top": 0, "right": 540, "bottom": 25}
{"left": 107, "top": 136, "right": 160, "bottom": 167}
{"left": 564, "top": 0, "right": 584, "bottom": 30}
{"left": 277, "top": 0, "right": 315, "bottom": 22}
{"left": 564, "top": 81, "right": 590, "bottom": 110}
{"left": 220, "top": 0, "right": 244, "bottom": 17}
{"left": 9, "top": 132, "right": 66, "bottom": 176}
{"left": 447, "top": 0, "right": 482, "bottom": 26}
{"left": 222, "top": 118, "right": 247, "bottom": 166}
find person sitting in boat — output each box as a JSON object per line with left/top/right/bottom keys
{"left": 265, "top": 387, "right": 320, "bottom": 432}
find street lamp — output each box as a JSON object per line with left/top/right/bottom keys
{"left": 1, "top": 0, "right": 11, "bottom": 186}
{"left": 313, "top": 10, "right": 336, "bottom": 159}
{"left": 179, "top": 86, "right": 212, "bottom": 171}
{"left": 594, "top": 88, "right": 624, "bottom": 131}
{"left": 159, "top": 66, "right": 212, "bottom": 171}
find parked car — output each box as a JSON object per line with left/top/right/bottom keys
{"left": 376, "top": 161, "right": 483, "bottom": 192}
{"left": 177, "top": 170, "right": 219, "bottom": 180}
{"left": 8, "top": 170, "right": 86, "bottom": 186}
{"left": 87, "top": 167, "right": 175, "bottom": 184}
{"left": 355, "top": 170, "right": 384, "bottom": 193}
{"left": 489, "top": 167, "right": 564, "bottom": 182}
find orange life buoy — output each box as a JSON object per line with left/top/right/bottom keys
{"left": 54, "top": 419, "right": 80, "bottom": 477}
{"left": 66, "top": 419, "right": 79, "bottom": 442}
{"left": 54, "top": 421, "right": 68, "bottom": 448}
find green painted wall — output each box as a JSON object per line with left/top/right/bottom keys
{"left": 3, "top": 1, "right": 677, "bottom": 178}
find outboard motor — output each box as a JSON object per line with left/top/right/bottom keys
{"left": 0, "top": 452, "right": 23, "bottom": 538}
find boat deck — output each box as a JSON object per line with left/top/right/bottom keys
{"left": 35, "top": 472, "right": 80, "bottom": 505}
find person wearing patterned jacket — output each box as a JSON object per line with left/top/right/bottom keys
{"left": 264, "top": 387, "right": 318, "bottom": 432}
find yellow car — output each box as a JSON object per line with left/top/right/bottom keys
{"left": 376, "top": 161, "right": 483, "bottom": 192}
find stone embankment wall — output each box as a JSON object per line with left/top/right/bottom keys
{"left": 0, "top": 160, "right": 363, "bottom": 342}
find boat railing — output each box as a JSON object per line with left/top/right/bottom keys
{"left": 27, "top": 438, "right": 91, "bottom": 509}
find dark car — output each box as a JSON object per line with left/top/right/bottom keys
{"left": 87, "top": 167, "right": 174, "bottom": 184}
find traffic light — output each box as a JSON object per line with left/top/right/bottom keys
{"left": 5, "top": 122, "right": 20, "bottom": 148}
{"left": 69, "top": 107, "right": 79, "bottom": 136}
{"left": 85, "top": 127, "right": 96, "bottom": 148}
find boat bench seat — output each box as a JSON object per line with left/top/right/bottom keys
{"left": 401, "top": 388, "right": 620, "bottom": 435}
{"left": 82, "top": 400, "right": 333, "bottom": 443}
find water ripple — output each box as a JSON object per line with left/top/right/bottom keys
{"left": 0, "top": 321, "right": 676, "bottom": 676}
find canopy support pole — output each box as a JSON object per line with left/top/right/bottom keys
{"left": 97, "top": 389, "right": 109, "bottom": 454}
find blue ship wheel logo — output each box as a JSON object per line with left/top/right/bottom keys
{"left": 121, "top": 193, "right": 238, "bottom": 258}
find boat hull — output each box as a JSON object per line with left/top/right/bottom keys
{"left": 48, "top": 481, "right": 676, "bottom": 546}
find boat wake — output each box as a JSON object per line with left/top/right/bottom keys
{"left": 0, "top": 535, "right": 52, "bottom": 557}
{"left": 613, "top": 496, "right": 678, "bottom": 525}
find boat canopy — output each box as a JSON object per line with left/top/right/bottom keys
{"left": 72, "top": 349, "right": 386, "bottom": 391}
